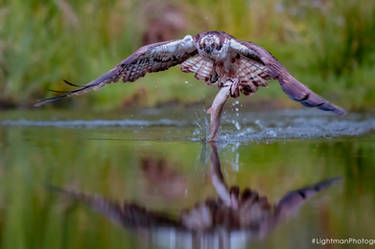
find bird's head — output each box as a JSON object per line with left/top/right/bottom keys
{"left": 197, "top": 33, "right": 225, "bottom": 59}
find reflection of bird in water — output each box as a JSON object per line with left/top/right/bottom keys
{"left": 52, "top": 143, "right": 341, "bottom": 249}
{"left": 36, "top": 31, "right": 345, "bottom": 141}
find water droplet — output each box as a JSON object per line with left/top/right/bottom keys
{"left": 232, "top": 100, "right": 240, "bottom": 106}
{"left": 231, "top": 120, "right": 241, "bottom": 130}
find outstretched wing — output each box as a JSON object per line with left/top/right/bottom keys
{"left": 229, "top": 38, "right": 346, "bottom": 115}
{"left": 275, "top": 177, "right": 341, "bottom": 220}
{"left": 35, "top": 35, "right": 197, "bottom": 106}
{"left": 50, "top": 186, "right": 181, "bottom": 229}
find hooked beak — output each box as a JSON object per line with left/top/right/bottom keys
{"left": 205, "top": 45, "right": 213, "bottom": 53}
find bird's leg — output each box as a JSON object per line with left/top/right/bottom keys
{"left": 230, "top": 78, "right": 240, "bottom": 98}
{"left": 207, "top": 84, "right": 230, "bottom": 141}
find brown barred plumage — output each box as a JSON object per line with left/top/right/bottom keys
{"left": 180, "top": 56, "right": 214, "bottom": 83}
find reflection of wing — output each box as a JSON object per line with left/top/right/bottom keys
{"left": 51, "top": 186, "right": 181, "bottom": 228}
{"left": 275, "top": 177, "right": 342, "bottom": 219}
{"left": 229, "top": 38, "right": 346, "bottom": 115}
{"left": 35, "top": 35, "right": 197, "bottom": 106}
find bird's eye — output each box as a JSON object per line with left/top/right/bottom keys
{"left": 217, "top": 45, "right": 222, "bottom": 50}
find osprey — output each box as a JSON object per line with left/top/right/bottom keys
{"left": 36, "top": 31, "right": 345, "bottom": 141}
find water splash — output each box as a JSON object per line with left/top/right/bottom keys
{"left": 192, "top": 115, "right": 210, "bottom": 141}
{"left": 220, "top": 112, "right": 375, "bottom": 143}
{"left": 1, "top": 110, "right": 375, "bottom": 143}
{"left": 231, "top": 120, "right": 241, "bottom": 130}
{"left": 230, "top": 100, "right": 241, "bottom": 130}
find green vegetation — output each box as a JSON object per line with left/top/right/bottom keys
{"left": 1, "top": 0, "right": 375, "bottom": 110}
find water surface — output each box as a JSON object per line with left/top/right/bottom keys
{"left": 0, "top": 108, "right": 374, "bottom": 249}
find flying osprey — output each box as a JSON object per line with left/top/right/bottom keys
{"left": 36, "top": 31, "right": 345, "bottom": 141}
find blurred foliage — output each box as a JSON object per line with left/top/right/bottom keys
{"left": 0, "top": 0, "right": 375, "bottom": 110}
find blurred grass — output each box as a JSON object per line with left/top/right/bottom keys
{"left": 1, "top": 0, "right": 375, "bottom": 110}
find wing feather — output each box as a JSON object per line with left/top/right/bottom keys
{"left": 35, "top": 35, "right": 197, "bottom": 106}
{"left": 229, "top": 38, "right": 346, "bottom": 115}
{"left": 50, "top": 186, "right": 181, "bottom": 228}
{"left": 275, "top": 177, "right": 341, "bottom": 219}
{"left": 180, "top": 56, "right": 214, "bottom": 82}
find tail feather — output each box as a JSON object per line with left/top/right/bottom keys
{"left": 34, "top": 69, "right": 118, "bottom": 107}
